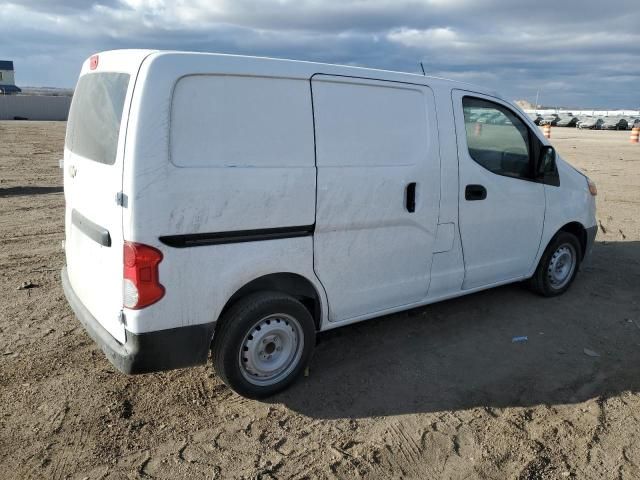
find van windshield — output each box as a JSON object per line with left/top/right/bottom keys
{"left": 65, "top": 72, "right": 130, "bottom": 165}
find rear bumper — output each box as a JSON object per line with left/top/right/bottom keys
{"left": 61, "top": 267, "right": 215, "bottom": 374}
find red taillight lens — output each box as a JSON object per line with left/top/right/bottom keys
{"left": 123, "top": 241, "right": 165, "bottom": 309}
{"left": 90, "top": 55, "right": 99, "bottom": 70}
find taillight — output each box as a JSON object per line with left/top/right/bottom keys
{"left": 123, "top": 241, "right": 165, "bottom": 309}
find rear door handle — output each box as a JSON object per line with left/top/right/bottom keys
{"left": 71, "top": 209, "right": 111, "bottom": 247}
{"left": 405, "top": 182, "right": 416, "bottom": 212}
{"left": 465, "top": 184, "right": 487, "bottom": 201}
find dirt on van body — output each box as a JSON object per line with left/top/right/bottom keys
{"left": 1, "top": 121, "right": 639, "bottom": 479}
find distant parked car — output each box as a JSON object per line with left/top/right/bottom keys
{"left": 488, "top": 112, "right": 513, "bottom": 125}
{"left": 475, "top": 111, "right": 503, "bottom": 124}
{"left": 527, "top": 112, "right": 544, "bottom": 125}
{"left": 556, "top": 115, "right": 578, "bottom": 127}
{"left": 577, "top": 117, "right": 604, "bottom": 129}
{"left": 626, "top": 118, "right": 640, "bottom": 130}
{"left": 574, "top": 116, "right": 588, "bottom": 127}
{"left": 540, "top": 114, "right": 559, "bottom": 126}
{"left": 601, "top": 117, "right": 628, "bottom": 130}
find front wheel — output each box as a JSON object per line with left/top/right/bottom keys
{"left": 529, "top": 232, "right": 582, "bottom": 297}
{"left": 212, "top": 291, "right": 315, "bottom": 398}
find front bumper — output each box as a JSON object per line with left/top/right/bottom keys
{"left": 61, "top": 267, "right": 215, "bottom": 374}
{"left": 584, "top": 225, "right": 597, "bottom": 261}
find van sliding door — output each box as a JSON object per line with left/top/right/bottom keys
{"left": 311, "top": 75, "right": 440, "bottom": 322}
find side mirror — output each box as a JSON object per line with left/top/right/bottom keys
{"left": 537, "top": 145, "right": 559, "bottom": 186}
{"left": 537, "top": 146, "right": 554, "bottom": 174}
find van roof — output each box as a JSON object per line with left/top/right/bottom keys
{"left": 97, "top": 49, "right": 502, "bottom": 99}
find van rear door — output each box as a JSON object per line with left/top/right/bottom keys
{"left": 64, "top": 51, "right": 149, "bottom": 343}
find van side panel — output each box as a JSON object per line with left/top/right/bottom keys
{"left": 129, "top": 237, "right": 324, "bottom": 334}
{"left": 122, "top": 55, "right": 322, "bottom": 334}
{"left": 143, "top": 74, "right": 315, "bottom": 235}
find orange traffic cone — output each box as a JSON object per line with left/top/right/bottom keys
{"left": 474, "top": 122, "right": 482, "bottom": 136}
{"left": 630, "top": 127, "right": 640, "bottom": 144}
{"left": 542, "top": 124, "right": 551, "bottom": 139}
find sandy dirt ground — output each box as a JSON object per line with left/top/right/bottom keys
{"left": 0, "top": 121, "right": 639, "bottom": 479}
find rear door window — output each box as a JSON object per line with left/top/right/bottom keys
{"left": 65, "top": 73, "right": 130, "bottom": 165}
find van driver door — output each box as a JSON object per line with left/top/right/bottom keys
{"left": 452, "top": 90, "right": 545, "bottom": 289}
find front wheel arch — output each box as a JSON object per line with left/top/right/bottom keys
{"left": 556, "top": 222, "right": 588, "bottom": 260}
{"left": 529, "top": 229, "right": 583, "bottom": 296}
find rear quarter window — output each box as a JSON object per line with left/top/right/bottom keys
{"left": 65, "top": 72, "right": 130, "bottom": 165}
{"left": 169, "top": 75, "right": 315, "bottom": 168}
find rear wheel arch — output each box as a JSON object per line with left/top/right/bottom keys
{"left": 212, "top": 290, "right": 316, "bottom": 398}
{"left": 217, "top": 273, "right": 323, "bottom": 333}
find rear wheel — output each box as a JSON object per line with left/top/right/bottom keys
{"left": 529, "top": 232, "right": 582, "bottom": 297}
{"left": 212, "top": 291, "right": 315, "bottom": 398}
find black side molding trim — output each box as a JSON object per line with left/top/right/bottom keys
{"left": 72, "top": 209, "right": 111, "bottom": 247}
{"left": 160, "top": 225, "right": 315, "bottom": 248}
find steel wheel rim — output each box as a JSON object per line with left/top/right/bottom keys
{"left": 547, "top": 243, "right": 576, "bottom": 289}
{"left": 239, "top": 313, "right": 304, "bottom": 386}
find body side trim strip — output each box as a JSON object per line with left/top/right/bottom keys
{"left": 159, "top": 224, "right": 315, "bottom": 248}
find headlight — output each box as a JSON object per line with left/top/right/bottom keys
{"left": 587, "top": 177, "right": 597, "bottom": 196}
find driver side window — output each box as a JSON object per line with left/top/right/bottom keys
{"left": 462, "top": 97, "right": 532, "bottom": 179}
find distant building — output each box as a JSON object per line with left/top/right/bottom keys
{"left": 515, "top": 99, "right": 535, "bottom": 110}
{"left": 0, "top": 60, "right": 21, "bottom": 94}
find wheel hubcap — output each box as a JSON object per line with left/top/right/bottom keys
{"left": 239, "top": 313, "right": 303, "bottom": 386}
{"left": 547, "top": 243, "right": 576, "bottom": 289}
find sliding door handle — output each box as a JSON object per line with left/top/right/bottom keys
{"left": 465, "top": 184, "right": 487, "bottom": 201}
{"left": 406, "top": 182, "right": 416, "bottom": 212}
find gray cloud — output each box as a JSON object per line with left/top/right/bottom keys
{"left": 1, "top": 0, "right": 638, "bottom": 108}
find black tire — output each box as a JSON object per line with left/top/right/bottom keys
{"left": 529, "top": 232, "right": 582, "bottom": 297}
{"left": 212, "top": 291, "right": 315, "bottom": 398}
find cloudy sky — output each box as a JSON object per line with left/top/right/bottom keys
{"left": 1, "top": 0, "right": 638, "bottom": 108}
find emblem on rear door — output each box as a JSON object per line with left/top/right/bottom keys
{"left": 68, "top": 165, "right": 77, "bottom": 178}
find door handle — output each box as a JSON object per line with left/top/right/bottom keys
{"left": 465, "top": 184, "right": 487, "bottom": 201}
{"left": 405, "top": 182, "right": 416, "bottom": 212}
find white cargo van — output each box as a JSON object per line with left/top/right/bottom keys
{"left": 62, "top": 50, "right": 597, "bottom": 398}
